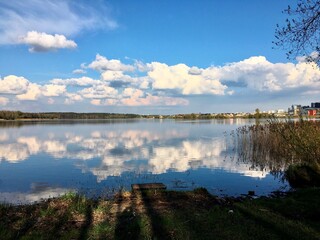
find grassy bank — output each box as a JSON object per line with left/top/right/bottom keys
{"left": 1, "top": 188, "right": 320, "bottom": 240}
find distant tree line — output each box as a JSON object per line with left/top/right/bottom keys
{"left": 171, "top": 112, "right": 274, "bottom": 120}
{"left": 0, "top": 110, "right": 279, "bottom": 121}
{"left": 0, "top": 111, "right": 141, "bottom": 120}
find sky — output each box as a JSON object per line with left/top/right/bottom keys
{"left": 0, "top": 0, "right": 319, "bottom": 114}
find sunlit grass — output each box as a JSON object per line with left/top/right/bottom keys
{"left": 0, "top": 188, "right": 319, "bottom": 239}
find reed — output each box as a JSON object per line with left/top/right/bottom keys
{"left": 235, "top": 118, "right": 320, "bottom": 185}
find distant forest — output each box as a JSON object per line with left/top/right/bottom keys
{"left": 0, "top": 111, "right": 141, "bottom": 120}
{"left": 0, "top": 110, "right": 274, "bottom": 120}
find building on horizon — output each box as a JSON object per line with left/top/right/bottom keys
{"left": 297, "top": 102, "right": 320, "bottom": 117}
{"left": 311, "top": 102, "right": 320, "bottom": 108}
{"left": 288, "top": 105, "right": 302, "bottom": 116}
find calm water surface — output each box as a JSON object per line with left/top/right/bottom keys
{"left": 0, "top": 119, "right": 288, "bottom": 204}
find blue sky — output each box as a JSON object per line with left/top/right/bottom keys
{"left": 0, "top": 0, "right": 319, "bottom": 114}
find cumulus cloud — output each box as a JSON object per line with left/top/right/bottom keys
{"left": 88, "top": 54, "right": 135, "bottom": 72}
{"left": 51, "top": 77, "right": 100, "bottom": 86}
{"left": 0, "top": 75, "right": 68, "bottom": 101}
{"left": 19, "top": 31, "right": 77, "bottom": 52}
{"left": 2, "top": 55, "right": 320, "bottom": 110}
{"left": 101, "top": 71, "right": 133, "bottom": 82}
{"left": 122, "top": 88, "right": 144, "bottom": 98}
{"left": 146, "top": 56, "right": 320, "bottom": 95}
{"left": 188, "top": 66, "right": 202, "bottom": 75}
{"left": 207, "top": 56, "right": 320, "bottom": 92}
{"left": 92, "top": 92, "right": 189, "bottom": 107}
{"left": 148, "top": 62, "right": 228, "bottom": 95}
{"left": 64, "top": 93, "right": 83, "bottom": 105}
{"left": 42, "top": 84, "right": 66, "bottom": 97}
{"left": 120, "top": 94, "right": 189, "bottom": 106}
{"left": 72, "top": 69, "right": 87, "bottom": 74}
{"left": 90, "top": 99, "right": 101, "bottom": 106}
{"left": 0, "top": 75, "right": 66, "bottom": 101}
{"left": 79, "top": 84, "right": 118, "bottom": 99}
{"left": 0, "top": 0, "right": 117, "bottom": 45}
{"left": 0, "top": 75, "right": 29, "bottom": 94}
{"left": 16, "top": 83, "right": 42, "bottom": 100}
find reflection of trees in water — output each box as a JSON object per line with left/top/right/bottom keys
{"left": 235, "top": 119, "right": 320, "bottom": 186}
{"left": 0, "top": 121, "right": 24, "bottom": 128}
{"left": 0, "top": 119, "right": 140, "bottom": 128}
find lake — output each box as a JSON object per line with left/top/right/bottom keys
{"left": 0, "top": 119, "right": 288, "bottom": 204}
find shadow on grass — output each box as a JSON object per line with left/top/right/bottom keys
{"left": 113, "top": 189, "right": 177, "bottom": 239}
{"left": 78, "top": 202, "right": 95, "bottom": 239}
{"left": 114, "top": 191, "right": 140, "bottom": 240}
{"left": 14, "top": 206, "right": 38, "bottom": 239}
{"left": 234, "top": 203, "right": 320, "bottom": 240}
{"left": 138, "top": 189, "right": 172, "bottom": 239}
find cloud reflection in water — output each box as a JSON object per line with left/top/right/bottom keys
{"left": 0, "top": 124, "right": 268, "bottom": 183}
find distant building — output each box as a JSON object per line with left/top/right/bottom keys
{"left": 308, "top": 109, "right": 317, "bottom": 116}
{"left": 299, "top": 102, "right": 320, "bottom": 116}
{"left": 311, "top": 102, "right": 320, "bottom": 108}
{"left": 288, "top": 105, "right": 302, "bottom": 116}
{"left": 276, "top": 109, "right": 285, "bottom": 114}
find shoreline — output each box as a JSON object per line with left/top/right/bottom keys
{"left": 1, "top": 187, "right": 319, "bottom": 239}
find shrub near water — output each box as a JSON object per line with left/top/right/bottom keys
{"left": 235, "top": 118, "right": 320, "bottom": 187}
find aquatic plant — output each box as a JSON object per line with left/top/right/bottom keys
{"left": 235, "top": 118, "right": 320, "bottom": 186}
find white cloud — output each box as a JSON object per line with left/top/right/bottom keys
{"left": 188, "top": 66, "right": 202, "bottom": 75}
{"left": 205, "top": 56, "right": 320, "bottom": 92}
{"left": 0, "top": 75, "right": 67, "bottom": 101}
{"left": 64, "top": 93, "right": 83, "bottom": 105}
{"left": 146, "top": 56, "right": 320, "bottom": 95}
{"left": 149, "top": 62, "right": 227, "bottom": 95}
{"left": 90, "top": 99, "right": 101, "bottom": 105}
{"left": 16, "top": 83, "right": 42, "bottom": 100}
{"left": 2, "top": 55, "right": 320, "bottom": 110}
{"left": 72, "top": 69, "right": 87, "bottom": 74}
{"left": 19, "top": 31, "right": 77, "bottom": 52}
{"left": 101, "top": 71, "right": 133, "bottom": 82}
{"left": 0, "top": 75, "right": 29, "bottom": 94}
{"left": 120, "top": 94, "right": 189, "bottom": 106}
{"left": 89, "top": 54, "right": 135, "bottom": 72}
{"left": 0, "top": 0, "right": 117, "bottom": 44}
{"left": 93, "top": 92, "right": 189, "bottom": 107}
{"left": 0, "top": 97, "right": 9, "bottom": 105}
{"left": 42, "top": 84, "right": 66, "bottom": 97}
{"left": 0, "top": 75, "right": 66, "bottom": 101}
{"left": 79, "top": 84, "right": 118, "bottom": 99}
{"left": 51, "top": 77, "right": 100, "bottom": 86}
{"left": 134, "top": 60, "right": 153, "bottom": 72}
{"left": 122, "top": 88, "right": 144, "bottom": 98}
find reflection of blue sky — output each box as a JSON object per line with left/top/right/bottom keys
{"left": 0, "top": 120, "right": 286, "bottom": 202}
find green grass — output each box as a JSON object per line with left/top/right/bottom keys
{"left": 1, "top": 188, "right": 319, "bottom": 239}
